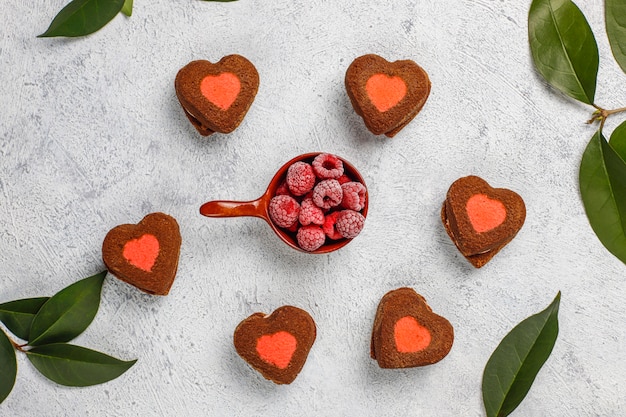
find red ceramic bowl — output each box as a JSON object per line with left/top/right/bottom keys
{"left": 199, "top": 152, "right": 368, "bottom": 254}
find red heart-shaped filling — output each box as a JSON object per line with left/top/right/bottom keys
{"left": 256, "top": 331, "right": 297, "bottom": 369}
{"left": 371, "top": 288, "right": 453, "bottom": 368}
{"left": 102, "top": 212, "right": 181, "bottom": 295}
{"left": 122, "top": 234, "right": 160, "bottom": 272}
{"left": 200, "top": 72, "right": 241, "bottom": 111}
{"left": 234, "top": 306, "right": 316, "bottom": 384}
{"left": 346, "top": 54, "right": 430, "bottom": 137}
{"left": 366, "top": 73, "right": 407, "bottom": 113}
{"left": 441, "top": 176, "right": 526, "bottom": 267}
{"left": 394, "top": 316, "right": 432, "bottom": 353}
{"left": 466, "top": 194, "right": 507, "bottom": 233}
{"left": 175, "top": 55, "right": 259, "bottom": 136}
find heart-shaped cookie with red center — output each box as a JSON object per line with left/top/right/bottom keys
{"left": 234, "top": 306, "right": 316, "bottom": 385}
{"left": 441, "top": 175, "right": 526, "bottom": 268}
{"left": 175, "top": 55, "right": 259, "bottom": 136}
{"left": 371, "top": 288, "right": 454, "bottom": 368}
{"left": 345, "top": 54, "right": 430, "bottom": 137}
{"left": 102, "top": 212, "right": 182, "bottom": 295}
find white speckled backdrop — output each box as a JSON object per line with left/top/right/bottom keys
{"left": 1, "top": 0, "right": 625, "bottom": 415}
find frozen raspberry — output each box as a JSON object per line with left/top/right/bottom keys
{"left": 286, "top": 221, "right": 299, "bottom": 233}
{"left": 275, "top": 180, "right": 291, "bottom": 196}
{"left": 312, "top": 153, "right": 344, "bottom": 179}
{"left": 286, "top": 161, "right": 316, "bottom": 196}
{"left": 337, "top": 174, "right": 351, "bottom": 185}
{"left": 341, "top": 182, "right": 367, "bottom": 211}
{"left": 297, "top": 225, "right": 326, "bottom": 252}
{"left": 335, "top": 210, "right": 365, "bottom": 239}
{"left": 299, "top": 198, "right": 325, "bottom": 226}
{"left": 322, "top": 211, "right": 343, "bottom": 240}
{"left": 269, "top": 195, "right": 300, "bottom": 228}
{"left": 312, "top": 179, "right": 343, "bottom": 209}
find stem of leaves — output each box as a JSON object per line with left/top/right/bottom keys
{"left": 5, "top": 332, "right": 27, "bottom": 353}
{"left": 587, "top": 105, "right": 626, "bottom": 130}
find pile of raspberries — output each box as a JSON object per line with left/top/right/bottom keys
{"left": 268, "top": 153, "right": 367, "bottom": 252}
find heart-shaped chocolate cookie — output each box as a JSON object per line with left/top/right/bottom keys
{"left": 102, "top": 212, "right": 182, "bottom": 295}
{"left": 234, "top": 305, "right": 316, "bottom": 385}
{"left": 371, "top": 288, "right": 453, "bottom": 368}
{"left": 175, "top": 55, "right": 259, "bottom": 136}
{"left": 441, "top": 175, "right": 526, "bottom": 268}
{"left": 345, "top": 54, "right": 431, "bottom": 137}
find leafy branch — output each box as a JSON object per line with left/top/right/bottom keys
{"left": 39, "top": 0, "right": 238, "bottom": 38}
{"left": 0, "top": 272, "right": 136, "bottom": 404}
{"left": 529, "top": 0, "right": 626, "bottom": 266}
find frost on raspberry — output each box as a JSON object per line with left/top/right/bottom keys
{"left": 312, "top": 179, "right": 343, "bottom": 210}
{"left": 286, "top": 161, "right": 316, "bottom": 196}
{"left": 335, "top": 210, "right": 365, "bottom": 239}
{"left": 297, "top": 225, "right": 326, "bottom": 252}
{"left": 312, "top": 153, "right": 344, "bottom": 179}
{"left": 299, "top": 198, "right": 325, "bottom": 226}
{"left": 341, "top": 182, "right": 367, "bottom": 211}
{"left": 322, "top": 211, "right": 343, "bottom": 240}
{"left": 269, "top": 195, "right": 300, "bottom": 228}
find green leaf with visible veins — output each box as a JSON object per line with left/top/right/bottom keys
{"left": 26, "top": 343, "right": 136, "bottom": 387}
{"left": 38, "top": 0, "right": 125, "bottom": 38}
{"left": 0, "top": 330, "right": 17, "bottom": 404}
{"left": 528, "top": 0, "right": 599, "bottom": 104}
{"left": 608, "top": 119, "right": 626, "bottom": 156}
{"left": 0, "top": 297, "right": 49, "bottom": 341}
{"left": 121, "top": 0, "right": 133, "bottom": 17}
{"left": 606, "top": 0, "right": 626, "bottom": 74}
{"left": 28, "top": 272, "right": 105, "bottom": 346}
{"left": 482, "top": 292, "right": 560, "bottom": 417}
{"left": 580, "top": 125, "right": 626, "bottom": 265}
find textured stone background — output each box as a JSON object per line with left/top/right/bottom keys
{"left": 1, "top": 0, "right": 626, "bottom": 415}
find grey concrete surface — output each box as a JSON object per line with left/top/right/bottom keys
{"left": 1, "top": 0, "right": 625, "bottom": 415}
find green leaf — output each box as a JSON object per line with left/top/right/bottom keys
{"left": 608, "top": 119, "right": 626, "bottom": 156}
{"left": 606, "top": 0, "right": 626, "bottom": 74}
{"left": 28, "top": 271, "right": 106, "bottom": 347}
{"left": 26, "top": 343, "right": 136, "bottom": 387}
{"left": 0, "top": 330, "right": 17, "bottom": 404}
{"left": 580, "top": 127, "right": 626, "bottom": 264}
{"left": 38, "top": 0, "right": 125, "bottom": 38}
{"left": 121, "top": 0, "right": 133, "bottom": 17}
{"left": 0, "top": 297, "right": 49, "bottom": 341}
{"left": 482, "top": 292, "right": 561, "bottom": 417}
{"left": 528, "top": 0, "right": 599, "bottom": 104}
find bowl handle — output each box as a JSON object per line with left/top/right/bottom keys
{"left": 199, "top": 197, "right": 268, "bottom": 219}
